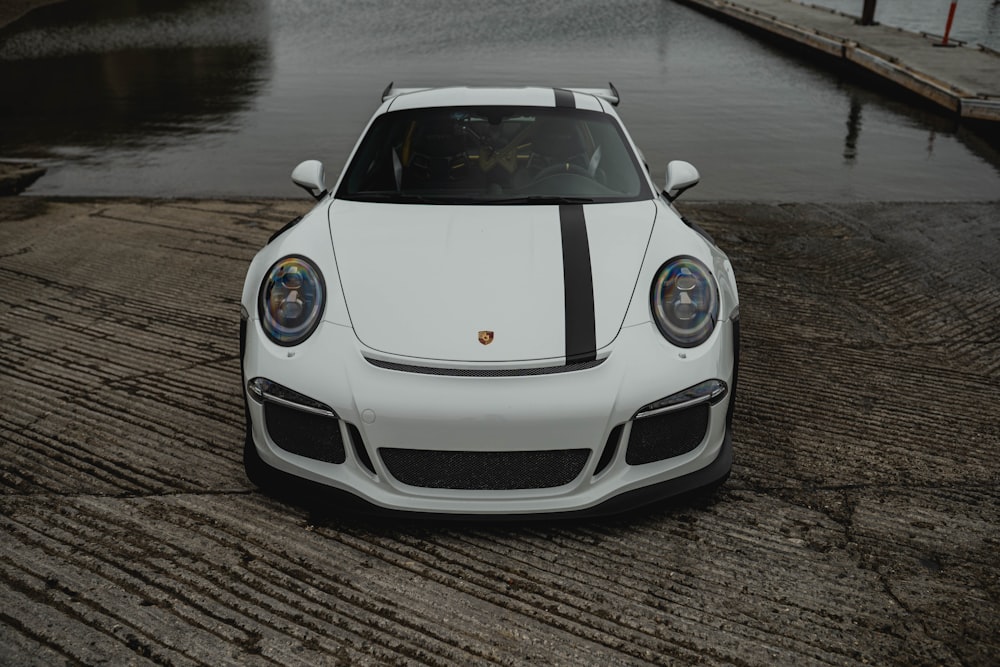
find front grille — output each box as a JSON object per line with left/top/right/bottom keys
{"left": 365, "top": 356, "right": 605, "bottom": 377}
{"left": 625, "top": 404, "right": 709, "bottom": 465}
{"left": 379, "top": 448, "right": 590, "bottom": 490}
{"left": 264, "top": 402, "right": 346, "bottom": 464}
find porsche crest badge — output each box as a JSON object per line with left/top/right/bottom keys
{"left": 478, "top": 330, "right": 494, "bottom": 345}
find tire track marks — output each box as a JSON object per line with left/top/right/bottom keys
{"left": 1, "top": 198, "right": 997, "bottom": 665}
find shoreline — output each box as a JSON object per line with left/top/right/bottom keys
{"left": 0, "top": 162, "right": 46, "bottom": 196}
{"left": 0, "top": 0, "right": 65, "bottom": 31}
{"left": 0, "top": 0, "right": 65, "bottom": 194}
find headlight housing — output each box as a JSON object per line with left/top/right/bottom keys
{"left": 650, "top": 256, "right": 719, "bottom": 348}
{"left": 258, "top": 255, "right": 325, "bottom": 346}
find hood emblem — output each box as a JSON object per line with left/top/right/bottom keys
{"left": 478, "top": 330, "right": 494, "bottom": 345}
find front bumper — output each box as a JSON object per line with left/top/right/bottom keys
{"left": 242, "top": 316, "right": 737, "bottom": 516}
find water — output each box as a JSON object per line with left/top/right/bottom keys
{"left": 1, "top": 0, "right": 998, "bottom": 201}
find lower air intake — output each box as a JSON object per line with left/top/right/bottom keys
{"left": 626, "top": 404, "right": 709, "bottom": 465}
{"left": 379, "top": 448, "right": 590, "bottom": 490}
{"left": 264, "top": 402, "right": 346, "bottom": 464}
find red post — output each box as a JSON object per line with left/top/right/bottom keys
{"left": 941, "top": 1, "right": 958, "bottom": 46}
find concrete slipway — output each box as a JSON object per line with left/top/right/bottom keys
{"left": 0, "top": 196, "right": 997, "bottom": 665}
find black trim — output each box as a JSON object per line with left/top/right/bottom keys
{"left": 267, "top": 215, "right": 303, "bottom": 245}
{"left": 239, "top": 317, "right": 248, "bottom": 370}
{"left": 239, "top": 315, "right": 249, "bottom": 432}
{"left": 559, "top": 204, "right": 597, "bottom": 364}
{"left": 679, "top": 214, "right": 715, "bottom": 244}
{"left": 579, "top": 428, "right": 732, "bottom": 518}
{"left": 347, "top": 423, "right": 376, "bottom": 475}
{"left": 727, "top": 317, "right": 740, "bottom": 432}
{"left": 364, "top": 356, "right": 605, "bottom": 377}
{"left": 594, "top": 424, "right": 623, "bottom": 476}
{"left": 553, "top": 88, "right": 576, "bottom": 109}
{"left": 257, "top": 428, "right": 734, "bottom": 521}
{"left": 239, "top": 316, "right": 251, "bottom": 459}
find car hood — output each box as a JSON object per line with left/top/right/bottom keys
{"left": 328, "top": 199, "right": 656, "bottom": 363}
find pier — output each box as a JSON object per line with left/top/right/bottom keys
{"left": 674, "top": 0, "right": 1000, "bottom": 123}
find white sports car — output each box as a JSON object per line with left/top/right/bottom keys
{"left": 239, "top": 84, "right": 739, "bottom": 516}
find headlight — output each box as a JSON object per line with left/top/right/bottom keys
{"left": 258, "top": 255, "right": 325, "bottom": 346}
{"left": 650, "top": 256, "right": 719, "bottom": 348}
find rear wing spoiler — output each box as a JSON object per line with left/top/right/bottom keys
{"left": 381, "top": 82, "right": 431, "bottom": 101}
{"left": 566, "top": 83, "right": 620, "bottom": 106}
{"left": 381, "top": 82, "right": 620, "bottom": 106}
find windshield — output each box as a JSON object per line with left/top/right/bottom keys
{"left": 336, "top": 106, "right": 651, "bottom": 204}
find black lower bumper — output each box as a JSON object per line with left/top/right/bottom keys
{"left": 250, "top": 427, "right": 734, "bottom": 522}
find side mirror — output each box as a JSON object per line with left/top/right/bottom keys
{"left": 663, "top": 160, "right": 700, "bottom": 201}
{"left": 291, "top": 160, "right": 327, "bottom": 200}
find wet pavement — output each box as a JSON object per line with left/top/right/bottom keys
{"left": 1, "top": 196, "right": 997, "bottom": 665}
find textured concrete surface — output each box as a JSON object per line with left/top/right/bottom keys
{"left": 0, "top": 197, "right": 997, "bottom": 665}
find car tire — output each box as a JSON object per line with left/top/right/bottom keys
{"left": 243, "top": 403, "right": 280, "bottom": 491}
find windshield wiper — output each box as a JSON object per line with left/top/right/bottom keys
{"left": 474, "top": 195, "right": 596, "bottom": 205}
{"left": 345, "top": 193, "right": 597, "bottom": 205}
{"left": 347, "top": 192, "right": 438, "bottom": 204}
{"left": 347, "top": 192, "right": 488, "bottom": 205}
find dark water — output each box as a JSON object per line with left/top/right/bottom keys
{"left": 1, "top": 0, "right": 999, "bottom": 200}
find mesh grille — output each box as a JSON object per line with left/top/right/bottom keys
{"left": 264, "top": 402, "right": 346, "bottom": 464}
{"left": 379, "top": 448, "right": 590, "bottom": 490}
{"left": 365, "top": 357, "right": 605, "bottom": 377}
{"left": 626, "top": 404, "right": 709, "bottom": 465}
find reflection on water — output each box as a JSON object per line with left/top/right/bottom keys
{"left": 844, "top": 97, "right": 862, "bottom": 164}
{"left": 0, "top": 0, "right": 270, "bottom": 59}
{"left": 1, "top": 0, "right": 998, "bottom": 200}
{"left": 0, "top": 0, "right": 270, "bottom": 159}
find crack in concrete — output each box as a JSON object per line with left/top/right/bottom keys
{"left": 733, "top": 480, "right": 992, "bottom": 666}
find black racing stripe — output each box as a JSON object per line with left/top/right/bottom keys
{"left": 559, "top": 204, "right": 596, "bottom": 364}
{"left": 553, "top": 88, "right": 576, "bottom": 109}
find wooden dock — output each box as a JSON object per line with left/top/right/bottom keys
{"left": 674, "top": 0, "right": 1000, "bottom": 122}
